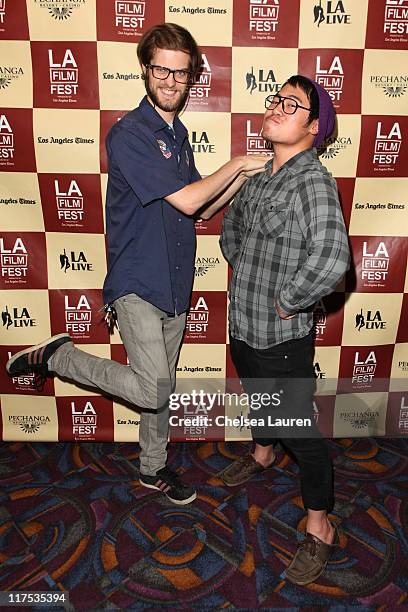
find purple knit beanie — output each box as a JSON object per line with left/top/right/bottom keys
{"left": 304, "top": 77, "right": 336, "bottom": 147}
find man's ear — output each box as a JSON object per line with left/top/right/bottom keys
{"left": 141, "top": 64, "right": 147, "bottom": 80}
{"left": 309, "top": 118, "right": 319, "bottom": 137}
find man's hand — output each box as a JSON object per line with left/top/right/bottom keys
{"left": 274, "top": 299, "right": 296, "bottom": 320}
{"left": 239, "top": 154, "right": 269, "bottom": 174}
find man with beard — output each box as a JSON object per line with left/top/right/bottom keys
{"left": 7, "top": 23, "right": 266, "bottom": 505}
{"left": 219, "top": 76, "right": 350, "bottom": 584}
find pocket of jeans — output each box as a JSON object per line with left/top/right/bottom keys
{"left": 259, "top": 200, "right": 288, "bottom": 238}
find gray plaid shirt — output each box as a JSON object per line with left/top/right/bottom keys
{"left": 220, "top": 149, "right": 350, "bottom": 349}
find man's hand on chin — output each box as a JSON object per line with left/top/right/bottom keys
{"left": 274, "top": 299, "right": 296, "bottom": 320}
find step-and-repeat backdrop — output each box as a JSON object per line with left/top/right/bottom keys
{"left": 0, "top": 0, "right": 407, "bottom": 443}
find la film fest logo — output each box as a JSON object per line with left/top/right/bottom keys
{"left": 0, "top": 114, "right": 14, "bottom": 162}
{"left": 0, "top": 0, "right": 5, "bottom": 25}
{"left": 48, "top": 48, "right": 79, "bottom": 102}
{"left": 1, "top": 305, "right": 36, "bottom": 330}
{"left": 315, "top": 55, "right": 344, "bottom": 103}
{"left": 313, "top": 0, "right": 351, "bottom": 27}
{"left": 55, "top": 178, "right": 84, "bottom": 224}
{"left": 187, "top": 296, "right": 209, "bottom": 334}
{"left": 191, "top": 130, "right": 215, "bottom": 154}
{"left": 246, "top": 119, "right": 273, "bottom": 155}
{"left": 248, "top": 0, "right": 280, "bottom": 35}
{"left": 373, "top": 122, "right": 402, "bottom": 167}
{"left": 319, "top": 135, "right": 352, "bottom": 159}
{"left": 65, "top": 294, "right": 91, "bottom": 335}
{"left": 384, "top": 0, "right": 408, "bottom": 37}
{"left": 35, "top": 0, "right": 86, "bottom": 21}
{"left": 399, "top": 396, "right": 408, "bottom": 431}
{"left": 355, "top": 309, "right": 386, "bottom": 332}
{"left": 190, "top": 54, "right": 212, "bottom": 101}
{"left": 370, "top": 74, "right": 408, "bottom": 98}
{"left": 361, "top": 241, "right": 390, "bottom": 286}
{"left": 245, "top": 66, "right": 282, "bottom": 95}
{"left": 7, "top": 350, "right": 35, "bottom": 390}
{"left": 71, "top": 400, "right": 97, "bottom": 437}
{"left": 352, "top": 350, "right": 377, "bottom": 387}
{"left": 8, "top": 414, "right": 50, "bottom": 434}
{"left": 194, "top": 256, "right": 220, "bottom": 277}
{"left": 0, "top": 237, "right": 28, "bottom": 281}
{"left": 59, "top": 248, "right": 93, "bottom": 273}
{"left": 115, "top": 1, "right": 146, "bottom": 33}
{"left": 313, "top": 299, "right": 327, "bottom": 338}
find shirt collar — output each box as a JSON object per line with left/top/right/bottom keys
{"left": 265, "top": 148, "right": 318, "bottom": 177}
{"left": 139, "top": 96, "right": 188, "bottom": 138}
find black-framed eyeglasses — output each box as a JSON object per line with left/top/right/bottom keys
{"left": 146, "top": 64, "right": 191, "bottom": 84}
{"left": 265, "top": 94, "right": 311, "bottom": 115}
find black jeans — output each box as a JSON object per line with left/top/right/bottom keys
{"left": 230, "top": 333, "right": 333, "bottom": 511}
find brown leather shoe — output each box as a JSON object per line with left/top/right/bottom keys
{"left": 285, "top": 524, "right": 339, "bottom": 586}
{"left": 220, "top": 453, "right": 274, "bottom": 486}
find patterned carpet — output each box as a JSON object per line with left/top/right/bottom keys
{"left": 0, "top": 438, "right": 407, "bottom": 611}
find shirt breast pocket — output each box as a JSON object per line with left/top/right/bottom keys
{"left": 259, "top": 199, "right": 289, "bottom": 238}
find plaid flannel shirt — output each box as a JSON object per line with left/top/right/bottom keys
{"left": 220, "top": 148, "right": 350, "bottom": 349}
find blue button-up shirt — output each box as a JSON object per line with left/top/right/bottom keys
{"left": 103, "top": 97, "right": 201, "bottom": 314}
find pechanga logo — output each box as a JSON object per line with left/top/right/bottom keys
{"left": 55, "top": 178, "right": 84, "bottom": 224}
{"left": 314, "top": 361, "right": 326, "bottom": 379}
{"left": 245, "top": 66, "right": 282, "bottom": 95}
{"left": 0, "top": 0, "right": 5, "bottom": 25}
{"left": 71, "top": 400, "right": 97, "bottom": 437}
{"left": 35, "top": 0, "right": 86, "bottom": 21}
{"left": 115, "top": 0, "right": 146, "bottom": 32}
{"left": 191, "top": 131, "right": 215, "bottom": 154}
{"left": 340, "top": 410, "right": 379, "bottom": 430}
{"left": 65, "top": 294, "right": 91, "bottom": 334}
{"left": 315, "top": 56, "right": 344, "bottom": 102}
{"left": 9, "top": 414, "right": 50, "bottom": 434}
{"left": 1, "top": 306, "right": 36, "bottom": 329}
{"left": 194, "top": 256, "right": 220, "bottom": 277}
{"left": 187, "top": 296, "right": 209, "bottom": 334}
{"left": 313, "top": 299, "right": 327, "bottom": 338}
{"left": 369, "top": 75, "right": 408, "bottom": 98}
{"left": 190, "top": 54, "right": 212, "bottom": 100}
{"left": 355, "top": 309, "right": 386, "bottom": 332}
{"left": 0, "top": 237, "right": 28, "bottom": 280}
{"left": 361, "top": 241, "right": 389, "bottom": 285}
{"left": 249, "top": 0, "right": 280, "bottom": 35}
{"left": 0, "top": 66, "right": 24, "bottom": 90}
{"left": 384, "top": 0, "right": 408, "bottom": 37}
{"left": 399, "top": 396, "right": 408, "bottom": 431}
{"left": 373, "top": 122, "right": 402, "bottom": 166}
{"left": 352, "top": 350, "right": 377, "bottom": 386}
{"left": 319, "top": 135, "right": 352, "bottom": 159}
{"left": 0, "top": 114, "right": 14, "bottom": 161}
{"left": 48, "top": 48, "right": 78, "bottom": 99}
{"left": 246, "top": 119, "right": 273, "bottom": 155}
{"left": 59, "top": 249, "right": 93, "bottom": 272}
{"left": 398, "top": 360, "right": 408, "bottom": 372}
{"left": 313, "top": 0, "right": 351, "bottom": 27}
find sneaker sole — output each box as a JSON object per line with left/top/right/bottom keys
{"left": 6, "top": 333, "right": 71, "bottom": 374}
{"left": 139, "top": 479, "right": 197, "bottom": 505}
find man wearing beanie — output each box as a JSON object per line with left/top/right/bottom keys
{"left": 219, "top": 75, "right": 350, "bottom": 585}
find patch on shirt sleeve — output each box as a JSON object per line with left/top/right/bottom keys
{"left": 156, "top": 139, "right": 172, "bottom": 159}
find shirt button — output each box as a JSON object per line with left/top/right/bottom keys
{"left": 177, "top": 242, "right": 181, "bottom": 246}
{"left": 178, "top": 218, "right": 182, "bottom": 222}
{"left": 176, "top": 266, "right": 180, "bottom": 270}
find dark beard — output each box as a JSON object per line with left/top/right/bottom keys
{"left": 145, "top": 79, "right": 189, "bottom": 114}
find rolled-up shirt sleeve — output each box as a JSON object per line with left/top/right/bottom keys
{"left": 277, "top": 173, "right": 350, "bottom": 315}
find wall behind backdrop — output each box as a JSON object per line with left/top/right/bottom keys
{"left": 0, "top": 0, "right": 407, "bottom": 443}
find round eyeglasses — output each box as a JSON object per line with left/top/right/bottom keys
{"left": 265, "top": 94, "right": 311, "bottom": 115}
{"left": 146, "top": 64, "right": 191, "bottom": 84}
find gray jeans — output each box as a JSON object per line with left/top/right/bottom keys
{"left": 48, "top": 293, "right": 186, "bottom": 476}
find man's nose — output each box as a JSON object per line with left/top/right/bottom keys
{"left": 164, "top": 71, "right": 177, "bottom": 85}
